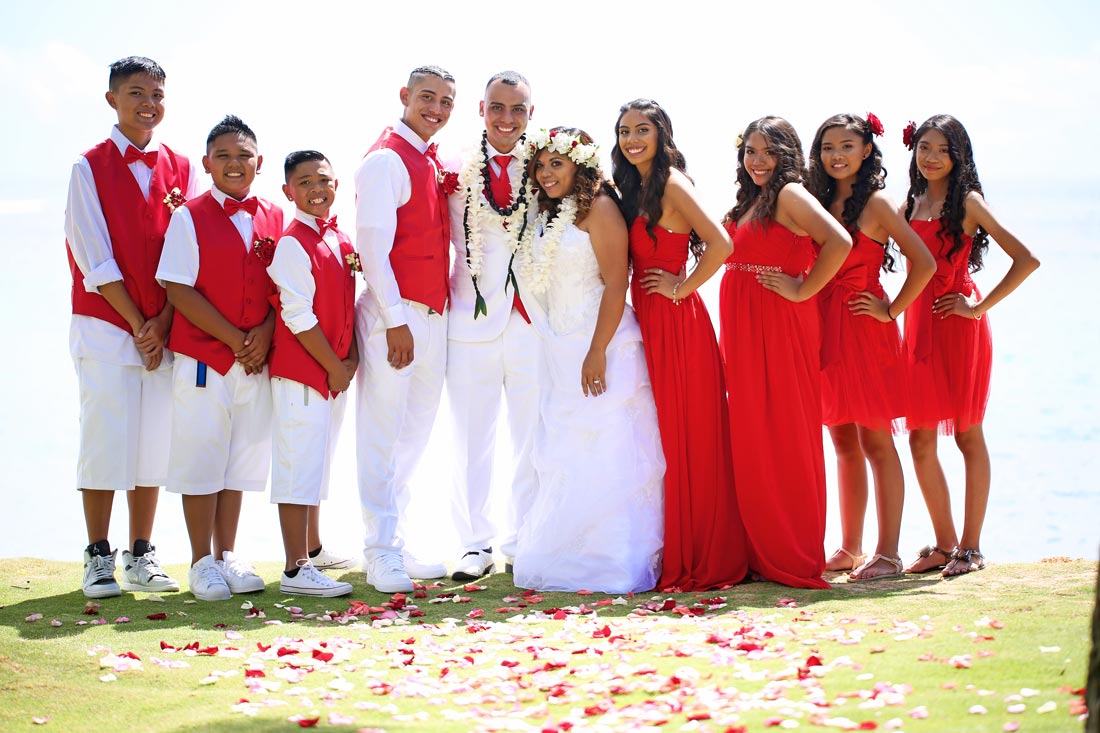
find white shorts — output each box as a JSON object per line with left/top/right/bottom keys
{"left": 75, "top": 357, "right": 172, "bottom": 491}
{"left": 166, "top": 355, "right": 272, "bottom": 495}
{"left": 270, "top": 378, "right": 347, "bottom": 506}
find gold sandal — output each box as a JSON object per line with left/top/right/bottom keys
{"left": 826, "top": 547, "right": 865, "bottom": 572}
{"left": 849, "top": 554, "right": 905, "bottom": 582}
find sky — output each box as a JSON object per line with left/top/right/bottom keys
{"left": 0, "top": 0, "right": 1097, "bottom": 563}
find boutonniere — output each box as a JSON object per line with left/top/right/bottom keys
{"left": 438, "top": 169, "right": 460, "bottom": 196}
{"left": 252, "top": 236, "right": 276, "bottom": 266}
{"left": 345, "top": 251, "right": 362, "bottom": 274}
{"left": 163, "top": 187, "right": 186, "bottom": 213}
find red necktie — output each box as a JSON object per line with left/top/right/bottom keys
{"left": 224, "top": 197, "right": 259, "bottom": 216}
{"left": 123, "top": 146, "right": 158, "bottom": 168}
{"left": 316, "top": 216, "right": 338, "bottom": 235}
{"left": 425, "top": 142, "right": 441, "bottom": 167}
{"left": 490, "top": 154, "right": 513, "bottom": 207}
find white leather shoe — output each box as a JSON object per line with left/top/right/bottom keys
{"left": 365, "top": 552, "right": 414, "bottom": 593}
{"left": 451, "top": 549, "right": 494, "bottom": 581}
{"left": 403, "top": 551, "right": 446, "bottom": 580}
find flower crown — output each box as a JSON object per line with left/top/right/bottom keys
{"left": 527, "top": 129, "right": 600, "bottom": 169}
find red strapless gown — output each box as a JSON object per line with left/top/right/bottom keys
{"left": 628, "top": 217, "right": 748, "bottom": 591}
{"left": 719, "top": 220, "right": 829, "bottom": 590}
{"left": 817, "top": 231, "right": 905, "bottom": 431}
{"left": 903, "top": 220, "right": 992, "bottom": 434}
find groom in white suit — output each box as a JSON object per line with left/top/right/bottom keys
{"left": 447, "top": 71, "right": 540, "bottom": 580}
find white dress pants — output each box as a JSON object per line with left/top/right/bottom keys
{"left": 447, "top": 309, "right": 540, "bottom": 558}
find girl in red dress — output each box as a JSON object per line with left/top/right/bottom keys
{"left": 806, "top": 113, "right": 935, "bottom": 581}
{"left": 719, "top": 117, "right": 852, "bottom": 589}
{"left": 900, "top": 115, "right": 1039, "bottom": 577}
{"left": 611, "top": 98, "right": 747, "bottom": 591}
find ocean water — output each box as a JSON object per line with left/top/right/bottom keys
{"left": 1, "top": 192, "right": 1096, "bottom": 568}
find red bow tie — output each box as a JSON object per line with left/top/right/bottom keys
{"left": 224, "top": 197, "right": 259, "bottom": 217}
{"left": 315, "top": 216, "right": 338, "bottom": 235}
{"left": 123, "top": 146, "right": 158, "bottom": 168}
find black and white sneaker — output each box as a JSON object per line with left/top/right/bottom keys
{"left": 121, "top": 546, "right": 180, "bottom": 592}
{"left": 451, "top": 549, "right": 494, "bottom": 581}
{"left": 82, "top": 546, "right": 121, "bottom": 599}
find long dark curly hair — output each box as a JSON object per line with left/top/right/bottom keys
{"left": 527, "top": 127, "right": 617, "bottom": 225}
{"left": 723, "top": 116, "right": 806, "bottom": 226}
{"left": 611, "top": 99, "right": 703, "bottom": 258}
{"left": 807, "top": 113, "right": 894, "bottom": 271}
{"left": 904, "top": 114, "right": 989, "bottom": 272}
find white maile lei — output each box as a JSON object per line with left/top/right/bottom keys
{"left": 457, "top": 135, "right": 532, "bottom": 315}
{"left": 517, "top": 196, "right": 579, "bottom": 296}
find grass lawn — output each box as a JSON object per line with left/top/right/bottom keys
{"left": 0, "top": 557, "right": 1093, "bottom": 732}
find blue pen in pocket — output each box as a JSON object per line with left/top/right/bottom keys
{"left": 196, "top": 361, "right": 207, "bottom": 388}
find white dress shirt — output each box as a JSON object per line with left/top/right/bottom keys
{"left": 267, "top": 210, "right": 349, "bottom": 334}
{"left": 156, "top": 187, "right": 258, "bottom": 289}
{"left": 355, "top": 119, "right": 439, "bottom": 330}
{"left": 66, "top": 125, "right": 199, "bottom": 365}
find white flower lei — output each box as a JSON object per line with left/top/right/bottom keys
{"left": 457, "top": 135, "right": 532, "bottom": 284}
{"left": 516, "top": 196, "right": 578, "bottom": 296}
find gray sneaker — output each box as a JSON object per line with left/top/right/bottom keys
{"left": 83, "top": 548, "right": 121, "bottom": 599}
{"left": 120, "top": 546, "right": 180, "bottom": 592}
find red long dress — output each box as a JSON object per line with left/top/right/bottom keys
{"left": 720, "top": 219, "right": 830, "bottom": 590}
{"left": 818, "top": 231, "right": 906, "bottom": 431}
{"left": 628, "top": 217, "right": 748, "bottom": 591}
{"left": 903, "top": 220, "right": 992, "bottom": 434}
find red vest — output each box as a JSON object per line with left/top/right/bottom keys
{"left": 367, "top": 128, "right": 450, "bottom": 313}
{"left": 167, "top": 191, "right": 284, "bottom": 375}
{"left": 268, "top": 220, "right": 356, "bottom": 398}
{"left": 67, "top": 140, "right": 191, "bottom": 331}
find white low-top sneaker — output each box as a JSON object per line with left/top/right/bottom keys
{"left": 120, "top": 547, "right": 180, "bottom": 592}
{"left": 280, "top": 560, "right": 353, "bottom": 597}
{"left": 451, "top": 549, "right": 494, "bottom": 581}
{"left": 189, "top": 555, "right": 231, "bottom": 601}
{"left": 403, "top": 551, "right": 446, "bottom": 579}
{"left": 216, "top": 551, "right": 265, "bottom": 593}
{"left": 309, "top": 547, "right": 355, "bottom": 571}
{"left": 364, "top": 551, "right": 413, "bottom": 593}
{"left": 82, "top": 548, "right": 121, "bottom": 599}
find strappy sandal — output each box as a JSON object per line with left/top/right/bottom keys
{"left": 849, "top": 554, "right": 905, "bottom": 582}
{"left": 825, "top": 547, "right": 865, "bottom": 572}
{"left": 904, "top": 544, "right": 951, "bottom": 574}
{"left": 943, "top": 547, "right": 986, "bottom": 578}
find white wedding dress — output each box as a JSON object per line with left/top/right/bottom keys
{"left": 513, "top": 220, "right": 664, "bottom": 593}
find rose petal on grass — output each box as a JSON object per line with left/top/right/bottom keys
{"left": 31, "top": 717, "right": 50, "bottom": 725}
{"left": 25, "top": 614, "right": 42, "bottom": 622}
{"left": 1006, "top": 704, "right": 1026, "bottom": 713}
{"left": 1039, "top": 646, "right": 1060, "bottom": 653}
{"left": 1002, "top": 724, "right": 1020, "bottom": 732}
{"left": 113, "top": 617, "right": 130, "bottom": 624}
{"left": 50, "top": 620, "right": 61, "bottom": 627}
{"left": 1037, "top": 701, "right": 1056, "bottom": 713}
{"left": 968, "top": 705, "right": 987, "bottom": 715}
{"left": 146, "top": 613, "right": 168, "bottom": 621}
{"left": 99, "top": 673, "right": 116, "bottom": 683}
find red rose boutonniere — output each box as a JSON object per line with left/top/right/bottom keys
{"left": 345, "top": 251, "right": 362, "bottom": 274}
{"left": 163, "top": 187, "right": 187, "bottom": 213}
{"left": 252, "top": 236, "right": 276, "bottom": 266}
{"left": 438, "top": 169, "right": 460, "bottom": 196}
{"left": 866, "top": 112, "right": 884, "bottom": 137}
{"left": 902, "top": 120, "right": 917, "bottom": 150}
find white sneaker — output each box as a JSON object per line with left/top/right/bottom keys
{"left": 280, "top": 560, "right": 353, "bottom": 597}
{"left": 364, "top": 551, "right": 413, "bottom": 593}
{"left": 216, "top": 551, "right": 265, "bottom": 593}
{"left": 189, "top": 555, "right": 231, "bottom": 601}
{"left": 310, "top": 546, "right": 355, "bottom": 571}
{"left": 120, "top": 547, "right": 180, "bottom": 592}
{"left": 82, "top": 547, "right": 121, "bottom": 599}
{"left": 403, "top": 551, "right": 446, "bottom": 579}
{"left": 451, "top": 549, "right": 494, "bottom": 581}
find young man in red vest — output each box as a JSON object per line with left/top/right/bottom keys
{"left": 266, "top": 150, "right": 357, "bottom": 597}
{"left": 157, "top": 115, "right": 283, "bottom": 601}
{"left": 65, "top": 56, "right": 196, "bottom": 598}
{"left": 354, "top": 66, "right": 455, "bottom": 593}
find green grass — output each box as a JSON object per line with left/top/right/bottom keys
{"left": 0, "top": 558, "right": 1093, "bottom": 732}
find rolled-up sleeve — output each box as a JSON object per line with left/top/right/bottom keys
{"left": 65, "top": 157, "right": 124, "bottom": 292}
{"left": 267, "top": 236, "right": 318, "bottom": 334}
{"left": 155, "top": 208, "right": 200, "bottom": 287}
{"left": 355, "top": 150, "right": 410, "bottom": 329}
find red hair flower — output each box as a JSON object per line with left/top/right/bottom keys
{"left": 252, "top": 236, "right": 276, "bottom": 266}
{"left": 866, "top": 112, "right": 884, "bottom": 137}
{"left": 902, "top": 120, "right": 917, "bottom": 150}
{"left": 438, "top": 169, "right": 460, "bottom": 196}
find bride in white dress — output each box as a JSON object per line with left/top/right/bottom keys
{"left": 512, "top": 128, "right": 664, "bottom": 593}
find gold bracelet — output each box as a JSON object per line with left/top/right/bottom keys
{"left": 671, "top": 281, "right": 682, "bottom": 306}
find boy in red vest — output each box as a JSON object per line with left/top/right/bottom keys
{"left": 65, "top": 56, "right": 196, "bottom": 598}
{"left": 156, "top": 115, "right": 283, "bottom": 601}
{"left": 355, "top": 65, "right": 455, "bottom": 593}
{"left": 266, "top": 150, "right": 357, "bottom": 597}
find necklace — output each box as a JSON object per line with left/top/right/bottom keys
{"left": 924, "top": 196, "right": 945, "bottom": 221}
{"left": 516, "top": 196, "right": 578, "bottom": 296}
{"left": 457, "top": 131, "right": 532, "bottom": 318}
